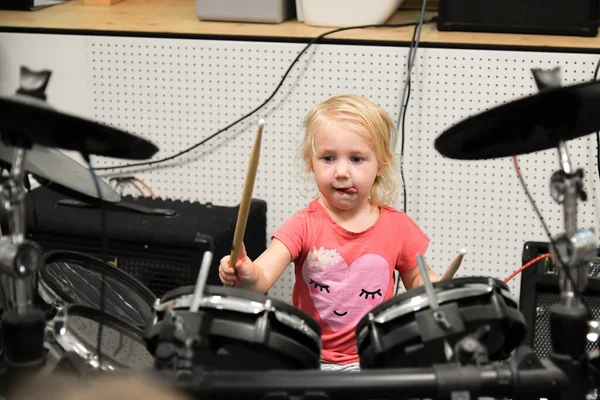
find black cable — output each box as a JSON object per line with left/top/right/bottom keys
{"left": 395, "top": 1, "right": 427, "bottom": 296}
{"left": 395, "top": 46, "right": 415, "bottom": 296}
{"left": 513, "top": 157, "right": 553, "bottom": 239}
{"left": 398, "top": 0, "right": 427, "bottom": 215}
{"left": 85, "top": 155, "right": 108, "bottom": 367}
{"left": 400, "top": 75, "right": 412, "bottom": 215}
{"left": 94, "top": 17, "right": 438, "bottom": 172}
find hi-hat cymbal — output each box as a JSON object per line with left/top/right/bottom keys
{"left": 0, "top": 145, "right": 121, "bottom": 203}
{"left": 434, "top": 80, "right": 600, "bottom": 160}
{"left": 0, "top": 95, "right": 158, "bottom": 160}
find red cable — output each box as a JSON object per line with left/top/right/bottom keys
{"left": 504, "top": 253, "right": 551, "bottom": 283}
{"left": 512, "top": 155, "right": 521, "bottom": 176}
{"left": 505, "top": 155, "right": 551, "bottom": 282}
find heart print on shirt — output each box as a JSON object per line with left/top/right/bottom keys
{"left": 301, "top": 246, "right": 390, "bottom": 332}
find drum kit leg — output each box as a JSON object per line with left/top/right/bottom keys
{"left": 1, "top": 64, "right": 600, "bottom": 399}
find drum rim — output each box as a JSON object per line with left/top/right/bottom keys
{"left": 158, "top": 285, "right": 322, "bottom": 337}
{"left": 172, "top": 309, "right": 322, "bottom": 368}
{"left": 39, "top": 250, "right": 157, "bottom": 309}
{"left": 355, "top": 276, "right": 513, "bottom": 336}
{"left": 356, "top": 298, "right": 528, "bottom": 368}
{"left": 50, "top": 303, "right": 153, "bottom": 371}
{"left": 396, "top": 277, "right": 509, "bottom": 301}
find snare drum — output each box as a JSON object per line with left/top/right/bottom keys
{"left": 37, "top": 250, "right": 156, "bottom": 331}
{"left": 356, "top": 277, "right": 526, "bottom": 369}
{"left": 45, "top": 303, "right": 155, "bottom": 371}
{"left": 147, "top": 285, "right": 322, "bottom": 370}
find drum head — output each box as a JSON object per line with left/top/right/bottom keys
{"left": 160, "top": 285, "right": 321, "bottom": 335}
{"left": 39, "top": 250, "right": 156, "bottom": 330}
{"left": 51, "top": 304, "right": 154, "bottom": 370}
{"left": 359, "top": 277, "right": 515, "bottom": 322}
{"left": 356, "top": 276, "right": 526, "bottom": 368}
{"left": 152, "top": 285, "right": 321, "bottom": 370}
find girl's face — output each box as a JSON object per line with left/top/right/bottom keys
{"left": 311, "top": 121, "right": 380, "bottom": 213}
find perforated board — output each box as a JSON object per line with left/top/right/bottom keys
{"left": 1, "top": 32, "right": 600, "bottom": 304}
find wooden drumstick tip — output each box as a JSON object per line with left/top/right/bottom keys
{"left": 441, "top": 248, "right": 467, "bottom": 280}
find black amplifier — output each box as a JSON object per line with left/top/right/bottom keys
{"left": 438, "top": 0, "right": 598, "bottom": 37}
{"left": 17, "top": 186, "right": 268, "bottom": 297}
{"left": 519, "top": 241, "right": 600, "bottom": 359}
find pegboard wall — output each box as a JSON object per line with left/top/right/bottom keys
{"left": 2, "top": 33, "right": 600, "bottom": 304}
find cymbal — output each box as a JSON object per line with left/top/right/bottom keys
{"left": 0, "top": 95, "right": 158, "bottom": 160}
{"left": 0, "top": 145, "right": 121, "bottom": 203}
{"left": 434, "top": 80, "right": 600, "bottom": 160}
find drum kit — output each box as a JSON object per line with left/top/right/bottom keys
{"left": 0, "top": 65, "right": 599, "bottom": 400}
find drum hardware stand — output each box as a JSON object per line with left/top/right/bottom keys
{"left": 545, "top": 139, "right": 598, "bottom": 400}
{"left": 149, "top": 234, "right": 283, "bottom": 384}
{"left": 165, "top": 257, "right": 567, "bottom": 399}
{"left": 0, "top": 70, "right": 67, "bottom": 381}
{"left": 189, "top": 235, "right": 214, "bottom": 313}
{"left": 0, "top": 142, "right": 46, "bottom": 373}
{"left": 171, "top": 345, "right": 567, "bottom": 400}
{"left": 528, "top": 67, "right": 600, "bottom": 400}
{"left": 148, "top": 236, "right": 216, "bottom": 379}
{"left": 148, "top": 308, "right": 195, "bottom": 380}
{"left": 412, "top": 255, "right": 467, "bottom": 363}
{"left": 452, "top": 325, "right": 490, "bottom": 367}
{"left": 416, "top": 255, "right": 452, "bottom": 330}
{"left": 412, "top": 255, "right": 494, "bottom": 400}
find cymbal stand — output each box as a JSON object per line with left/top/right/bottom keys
{"left": 547, "top": 139, "right": 598, "bottom": 400}
{"left": 0, "top": 145, "right": 45, "bottom": 370}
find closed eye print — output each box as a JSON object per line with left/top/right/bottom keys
{"left": 359, "top": 288, "right": 382, "bottom": 299}
{"left": 309, "top": 279, "right": 330, "bottom": 293}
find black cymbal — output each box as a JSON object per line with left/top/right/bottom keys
{"left": 0, "top": 145, "right": 121, "bottom": 203}
{"left": 0, "top": 95, "right": 158, "bottom": 160}
{"left": 434, "top": 80, "right": 600, "bottom": 160}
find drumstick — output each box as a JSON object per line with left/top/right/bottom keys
{"left": 441, "top": 248, "right": 467, "bottom": 280}
{"left": 225, "top": 119, "right": 265, "bottom": 288}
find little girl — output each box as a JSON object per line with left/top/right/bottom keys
{"left": 219, "top": 94, "right": 439, "bottom": 371}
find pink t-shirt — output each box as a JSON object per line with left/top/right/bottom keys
{"left": 273, "top": 199, "right": 429, "bottom": 365}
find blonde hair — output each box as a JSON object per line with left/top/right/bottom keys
{"left": 300, "top": 94, "right": 400, "bottom": 206}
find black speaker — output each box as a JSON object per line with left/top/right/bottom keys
{"left": 438, "top": 0, "right": 598, "bottom": 37}
{"left": 18, "top": 186, "right": 268, "bottom": 298}
{"left": 519, "top": 241, "right": 600, "bottom": 359}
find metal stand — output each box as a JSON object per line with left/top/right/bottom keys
{"left": 547, "top": 140, "right": 598, "bottom": 400}
{"left": 0, "top": 146, "right": 45, "bottom": 369}
{"left": 0, "top": 149, "right": 37, "bottom": 311}
{"left": 146, "top": 235, "right": 214, "bottom": 377}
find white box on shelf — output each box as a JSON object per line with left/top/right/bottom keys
{"left": 296, "top": 0, "right": 403, "bottom": 27}
{"left": 196, "top": 0, "right": 296, "bottom": 24}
